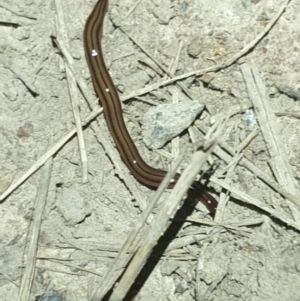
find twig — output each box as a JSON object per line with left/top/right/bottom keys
{"left": 54, "top": 35, "right": 96, "bottom": 109}
{"left": 236, "top": 126, "right": 260, "bottom": 153}
{"left": 44, "top": 259, "right": 103, "bottom": 277}
{"left": 241, "top": 64, "right": 298, "bottom": 194}
{"left": 215, "top": 125, "right": 259, "bottom": 218}
{"left": 214, "top": 119, "right": 240, "bottom": 221}
{"left": 17, "top": 158, "right": 53, "bottom": 301}
{"left": 275, "top": 111, "right": 300, "bottom": 119}
{"left": 55, "top": 0, "right": 88, "bottom": 183}
{"left": 210, "top": 176, "right": 300, "bottom": 232}
{"left": 241, "top": 63, "right": 300, "bottom": 218}
{"left": 89, "top": 144, "right": 189, "bottom": 301}
{"left": 184, "top": 217, "right": 263, "bottom": 230}
{"left": 0, "top": 15, "right": 33, "bottom": 25}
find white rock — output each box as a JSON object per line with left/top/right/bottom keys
{"left": 143, "top": 102, "right": 205, "bottom": 149}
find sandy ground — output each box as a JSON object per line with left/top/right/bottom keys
{"left": 1, "top": 0, "right": 300, "bottom": 300}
